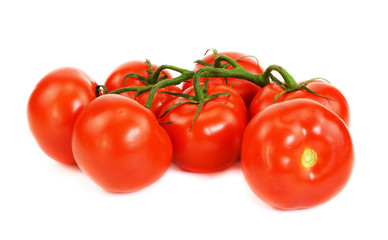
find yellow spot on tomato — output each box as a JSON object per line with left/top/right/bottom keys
{"left": 301, "top": 148, "right": 317, "bottom": 168}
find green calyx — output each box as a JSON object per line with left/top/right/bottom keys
{"left": 265, "top": 65, "right": 334, "bottom": 102}
{"left": 159, "top": 78, "right": 231, "bottom": 131}
{"left": 123, "top": 59, "right": 169, "bottom": 86}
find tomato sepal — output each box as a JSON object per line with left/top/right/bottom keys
{"left": 159, "top": 79, "right": 232, "bottom": 130}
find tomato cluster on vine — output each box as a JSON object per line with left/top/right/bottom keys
{"left": 27, "top": 50, "right": 354, "bottom": 210}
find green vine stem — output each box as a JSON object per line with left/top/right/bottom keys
{"left": 99, "top": 55, "right": 299, "bottom": 110}
{"left": 213, "top": 55, "right": 242, "bottom": 69}
{"left": 151, "top": 65, "right": 192, "bottom": 83}
{"left": 97, "top": 63, "right": 299, "bottom": 109}
{"left": 262, "top": 65, "right": 298, "bottom": 89}
{"left": 95, "top": 53, "right": 331, "bottom": 117}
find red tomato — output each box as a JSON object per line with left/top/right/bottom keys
{"left": 105, "top": 60, "right": 182, "bottom": 116}
{"left": 72, "top": 94, "right": 172, "bottom": 193}
{"left": 27, "top": 67, "right": 97, "bottom": 165}
{"left": 249, "top": 81, "right": 351, "bottom": 126}
{"left": 158, "top": 85, "right": 248, "bottom": 173}
{"left": 241, "top": 99, "right": 354, "bottom": 210}
{"left": 182, "top": 52, "right": 264, "bottom": 108}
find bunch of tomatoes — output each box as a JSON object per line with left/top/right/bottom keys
{"left": 27, "top": 50, "right": 354, "bottom": 210}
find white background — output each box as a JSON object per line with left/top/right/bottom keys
{"left": 1, "top": 0, "right": 387, "bottom": 239}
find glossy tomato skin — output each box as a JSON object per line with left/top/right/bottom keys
{"left": 182, "top": 52, "right": 264, "bottom": 108}
{"left": 72, "top": 94, "right": 172, "bottom": 193}
{"left": 105, "top": 60, "right": 182, "bottom": 116}
{"left": 27, "top": 67, "right": 97, "bottom": 165}
{"left": 242, "top": 99, "right": 354, "bottom": 210}
{"left": 159, "top": 85, "right": 248, "bottom": 173}
{"left": 249, "top": 81, "right": 351, "bottom": 126}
